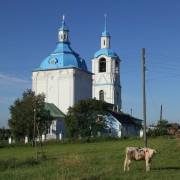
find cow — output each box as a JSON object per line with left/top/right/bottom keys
{"left": 124, "top": 147, "right": 157, "bottom": 172}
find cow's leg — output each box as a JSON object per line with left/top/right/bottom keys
{"left": 146, "top": 160, "right": 150, "bottom": 171}
{"left": 124, "top": 158, "right": 127, "bottom": 171}
{"left": 124, "top": 158, "right": 131, "bottom": 171}
{"left": 127, "top": 159, "right": 131, "bottom": 171}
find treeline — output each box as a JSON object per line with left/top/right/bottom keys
{"left": 147, "top": 120, "right": 180, "bottom": 137}
{"left": 0, "top": 128, "right": 11, "bottom": 141}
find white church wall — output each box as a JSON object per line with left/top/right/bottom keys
{"left": 32, "top": 68, "right": 92, "bottom": 114}
{"left": 93, "top": 84, "right": 114, "bottom": 103}
{"left": 46, "top": 117, "right": 66, "bottom": 139}
{"left": 101, "top": 37, "right": 110, "bottom": 49}
{"left": 59, "top": 79, "right": 72, "bottom": 112}
{"left": 92, "top": 55, "right": 121, "bottom": 106}
{"left": 47, "top": 72, "right": 59, "bottom": 108}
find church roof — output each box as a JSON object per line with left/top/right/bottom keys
{"left": 36, "top": 42, "right": 87, "bottom": 71}
{"left": 45, "top": 103, "right": 64, "bottom": 118}
{"left": 94, "top": 15, "right": 119, "bottom": 59}
{"left": 109, "top": 110, "right": 142, "bottom": 127}
{"left": 101, "top": 30, "right": 110, "bottom": 37}
{"left": 106, "top": 103, "right": 142, "bottom": 127}
{"left": 94, "top": 48, "right": 118, "bottom": 58}
{"left": 33, "top": 16, "right": 88, "bottom": 72}
{"left": 101, "top": 14, "right": 110, "bottom": 37}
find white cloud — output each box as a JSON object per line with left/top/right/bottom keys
{"left": 0, "top": 72, "right": 32, "bottom": 128}
{"left": 0, "top": 96, "right": 16, "bottom": 104}
{"left": 0, "top": 72, "right": 31, "bottom": 87}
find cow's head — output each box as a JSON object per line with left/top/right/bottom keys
{"left": 145, "top": 148, "right": 157, "bottom": 161}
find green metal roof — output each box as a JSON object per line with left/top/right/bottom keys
{"left": 44, "top": 103, "right": 64, "bottom": 117}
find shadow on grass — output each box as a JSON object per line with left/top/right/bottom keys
{"left": 152, "top": 167, "right": 180, "bottom": 170}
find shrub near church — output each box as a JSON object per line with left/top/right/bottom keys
{"left": 64, "top": 99, "right": 107, "bottom": 138}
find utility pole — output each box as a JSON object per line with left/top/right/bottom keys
{"left": 33, "top": 99, "right": 38, "bottom": 161}
{"left": 160, "top": 105, "right": 162, "bottom": 131}
{"left": 142, "top": 48, "right": 147, "bottom": 148}
{"left": 33, "top": 103, "right": 36, "bottom": 147}
{"left": 160, "top": 105, "right": 162, "bottom": 122}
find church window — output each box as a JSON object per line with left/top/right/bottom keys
{"left": 116, "top": 91, "right": 120, "bottom": 106}
{"left": 61, "top": 34, "right": 63, "bottom": 40}
{"left": 46, "top": 124, "right": 51, "bottom": 134}
{"left": 115, "top": 60, "right": 119, "bottom": 74}
{"left": 104, "top": 40, "right": 105, "bottom": 46}
{"left": 99, "top": 90, "right": 104, "bottom": 101}
{"left": 99, "top": 58, "right": 106, "bottom": 72}
{"left": 64, "top": 33, "right": 66, "bottom": 40}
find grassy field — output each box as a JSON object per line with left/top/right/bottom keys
{"left": 0, "top": 137, "right": 179, "bottom": 180}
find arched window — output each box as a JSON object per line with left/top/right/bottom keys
{"left": 64, "top": 33, "right": 67, "bottom": 40}
{"left": 61, "top": 34, "right": 63, "bottom": 40}
{"left": 116, "top": 91, "right": 119, "bottom": 105}
{"left": 99, "top": 58, "right": 106, "bottom": 72}
{"left": 115, "top": 60, "right": 119, "bottom": 74}
{"left": 99, "top": 90, "right": 104, "bottom": 101}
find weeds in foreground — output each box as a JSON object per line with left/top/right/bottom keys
{"left": 0, "top": 157, "right": 39, "bottom": 171}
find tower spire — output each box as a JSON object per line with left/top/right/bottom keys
{"left": 104, "top": 13, "right": 107, "bottom": 31}
{"left": 58, "top": 14, "right": 69, "bottom": 42}
{"left": 101, "top": 14, "right": 110, "bottom": 48}
{"left": 62, "top": 14, "right": 65, "bottom": 26}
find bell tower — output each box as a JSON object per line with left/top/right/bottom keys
{"left": 92, "top": 15, "right": 122, "bottom": 110}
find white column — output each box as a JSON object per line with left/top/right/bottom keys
{"left": 59, "top": 132, "right": 63, "bottom": 140}
{"left": 25, "top": 136, "right": 28, "bottom": 144}
{"left": 8, "top": 137, "right": 12, "bottom": 144}
{"left": 42, "top": 134, "right": 46, "bottom": 141}
{"left": 140, "top": 129, "right": 144, "bottom": 138}
{"left": 118, "top": 130, "right": 121, "bottom": 137}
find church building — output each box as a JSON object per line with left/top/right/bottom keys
{"left": 32, "top": 16, "right": 92, "bottom": 115}
{"left": 32, "top": 16, "right": 142, "bottom": 139}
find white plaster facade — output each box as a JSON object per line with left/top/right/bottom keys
{"left": 32, "top": 68, "right": 92, "bottom": 114}
{"left": 92, "top": 55, "right": 121, "bottom": 109}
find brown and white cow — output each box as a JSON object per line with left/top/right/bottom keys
{"left": 124, "top": 147, "right": 157, "bottom": 172}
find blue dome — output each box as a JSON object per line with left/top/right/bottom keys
{"left": 94, "top": 48, "right": 118, "bottom": 58}
{"left": 35, "top": 42, "right": 87, "bottom": 71}
{"left": 102, "top": 30, "right": 110, "bottom": 37}
{"left": 34, "top": 16, "right": 88, "bottom": 72}
{"left": 59, "top": 23, "right": 68, "bottom": 31}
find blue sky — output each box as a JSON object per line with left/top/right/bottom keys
{"left": 0, "top": 0, "right": 180, "bottom": 128}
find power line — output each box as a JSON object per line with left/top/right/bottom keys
{"left": 146, "top": 80, "right": 158, "bottom": 111}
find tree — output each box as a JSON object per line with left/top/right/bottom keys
{"left": 157, "top": 119, "right": 169, "bottom": 130}
{"left": 147, "top": 119, "right": 169, "bottom": 137}
{"left": 64, "top": 99, "right": 107, "bottom": 138}
{"left": 8, "top": 89, "right": 53, "bottom": 142}
{"left": 0, "top": 127, "right": 11, "bottom": 140}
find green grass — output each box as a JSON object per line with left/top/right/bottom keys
{"left": 0, "top": 137, "right": 179, "bottom": 180}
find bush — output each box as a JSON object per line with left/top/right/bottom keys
{"left": 147, "top": 128, "right": 168, "bottom": 137}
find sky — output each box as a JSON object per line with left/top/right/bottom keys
{"left": 0, "top": 0, "right": 180, "bottom": 128}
